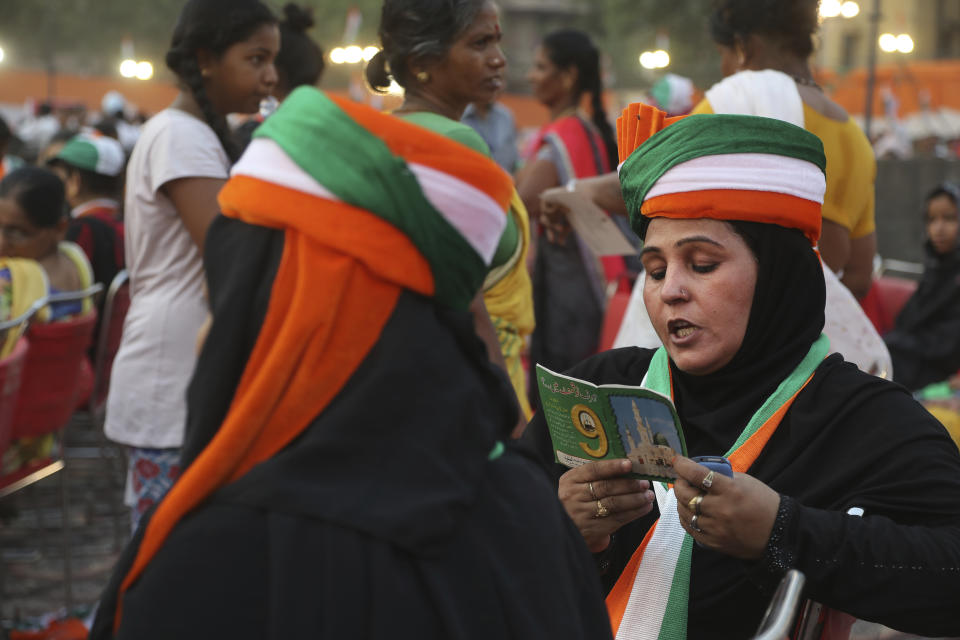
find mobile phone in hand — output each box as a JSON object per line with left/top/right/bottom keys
{"left": 690, "top": 455, "right": 733, "bottom": 478}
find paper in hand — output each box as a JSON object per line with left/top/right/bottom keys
{"left": 548, "top": 190, "right": 637, "bottom": 257}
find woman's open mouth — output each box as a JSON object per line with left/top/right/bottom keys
{"left": 668, "top": 319, "right": 699, "bottom": 341}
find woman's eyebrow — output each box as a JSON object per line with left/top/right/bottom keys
{"left": 675, "top": 236, "right": 723, "bottom": 249}
{"left": 639, "top": 245, "right": 661, "bottom": 258}
{"left": 640, "top": 236, "right": 723, "bottom": 258}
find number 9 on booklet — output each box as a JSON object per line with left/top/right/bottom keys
{"left": 536, "top": 364, "right": 687, "bottom": 482}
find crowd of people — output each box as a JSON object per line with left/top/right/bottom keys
{"left": 1, "top": 0, "right": 959, "bottom": 637}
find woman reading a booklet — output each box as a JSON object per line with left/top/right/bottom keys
{"left": 89, "top": 87, "right": 611, "bottom": 639}
{"left": 523, "top": 107, "right": 960, "bottom": 638}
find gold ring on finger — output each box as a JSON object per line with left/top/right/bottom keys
{"left": 588, "top": 481, "right": 598, "bottom": 501}
{"left": 688, "top": 493, "right": 704, "bottom": 516}
{"left": 691, "top": 514, "right": 703, "bottom": 533}
{"left": 594, "top": 499, "right": 610, "bottom": 519}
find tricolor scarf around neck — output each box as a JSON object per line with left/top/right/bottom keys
{"left": 606, "top": 334, "right": 830, "bottom": 640}
{"left": 111, "top": 87, "right": 514, "bottom": 628}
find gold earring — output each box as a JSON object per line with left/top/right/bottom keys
{"left": 416, "top": 71, "right": 429, "bottom": 83}
{"left": 201, "top": 68, "right": 211, "bottom": 78}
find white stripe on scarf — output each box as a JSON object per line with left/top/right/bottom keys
{"left": 645, "top": 153, "right": 825, "bottom": 204}
{"left": 232, "top": 138, "right": 507, "bottom": 265}
{"left": 616, "top": 482, "right": 687, "bottom": 640}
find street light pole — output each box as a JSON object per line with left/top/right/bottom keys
{"left": 864, "top": 0, "right": 881, "bottom": 139}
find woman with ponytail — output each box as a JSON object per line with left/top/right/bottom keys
{"left": 367, "top": 0, "right": 536, "bottom": 425}
{"left": 105, "top": 0, "right": 278, "bottom": 532}
{"left": 518, "top": 29, "right": 626, "bottom": 395}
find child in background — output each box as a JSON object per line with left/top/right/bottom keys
{"left": 104, "top": 0, "right": 278, "bottom": 533}
{"left": 48, "top": 132, "right": 125, "bottom": 289}
{"left": 885, "top": 184, "right": 960, "bottom": 391}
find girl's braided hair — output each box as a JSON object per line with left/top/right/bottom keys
{"left": 165, "top": 0, "right": 276, "bottom": 162}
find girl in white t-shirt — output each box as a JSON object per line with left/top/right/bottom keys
{"left": 105, "top": 0, "right": 279, "bottom": 532}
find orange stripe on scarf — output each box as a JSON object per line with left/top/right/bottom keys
{"left": 641, "top": 189, "right": 822, "bottom": 245}
{"left": 114, "top": 176, "right": 434, "bottom": 629}
{"left": 604, "top": 371, "right": 816, "bottom": 631}
{"left": 327, "top": 95, "right": 514, "bottom": 211}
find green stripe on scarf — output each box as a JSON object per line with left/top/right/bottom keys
{"left": 644, "top": 333, "right": 830, "bottom": 640}
{"left": 254, "top": 87, "right": 485, "bottom": 310}
{"left": 660, "top": 535, "right": 694, "bottom": 640}
{"left": 619, "top": 114, "right": 827, "bottom": 221}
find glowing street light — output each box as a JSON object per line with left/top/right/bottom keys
{"left": 896, "top": 33, "right": 914, "bottom": 53}
{"left": 840, "top": 1, "right": 860, "bottom": 17}
{"left": 120, "top": 58, "right": 154, "bottom": 80}
{"left": 331, "top": 45, "right": 381, "bottom": 65}
{"left": 0, "top": 46, "right": 5, "bottom": 64}
{"left": 135, "top": 61, "right": 154, "bottom": 80}
{"left": 879, "top": 33, "right": 913, "bottom": 53}
{"left": 120, "top": 58, "right": 138, "bottom": 78}
{"left": 820, "top": 0, "right": 859, "bottom": 19}
{"left": 343, "top": 45, "right": 364, "bottom": 64}
{"left": 819, "top": 0, "right": 842, "bottom": 18}
{"left": 639, "top": 50, "right": 670, "bottom": 70}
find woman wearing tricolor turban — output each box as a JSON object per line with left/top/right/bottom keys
{"left": 523, "top": 108, "right": 960, "bottom": 638}
{"left": 89, "top": 88, "right": 611, "bottom": 639}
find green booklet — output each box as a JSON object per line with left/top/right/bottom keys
{"left": 535, "top": 364, "right": 687, "bottom": 482}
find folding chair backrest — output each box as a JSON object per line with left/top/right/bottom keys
{"left": 90, "top": 270, "right": 130, "bottom": 413}
{"left": 11, "top": 311, "right": 98, "bottom": 440}
{"left": 874, "top": 276, "right": 917, "bottom": 333}
{"left": 0, "top": 337, "right": 29, "bottom": 458}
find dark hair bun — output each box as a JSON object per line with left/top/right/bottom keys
{"left": 365, "top": 49, "right": 392, "bottom": 93}
{"left": 282, "top": 3, "right": 315, "bottom": 32}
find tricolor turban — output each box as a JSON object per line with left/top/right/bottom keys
{"left": 617, "top": 105, "right": 827, "bottom": 246}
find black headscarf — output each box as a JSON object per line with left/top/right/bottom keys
{"left": 663, "top": 221, "right": 826, "bottom": 456}
{"left": 885, "top": 240, "right": 960, "bottom": 390}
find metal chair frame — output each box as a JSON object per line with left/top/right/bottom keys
{"left": 752, "top": 570, "right": 807, "bottom": 640}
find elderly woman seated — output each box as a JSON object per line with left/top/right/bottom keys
{"left": 523, "top": 106, "right": 960, "bottom": 638}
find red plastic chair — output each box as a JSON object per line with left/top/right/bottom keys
{"left": 0, "top": 338, "right": 29, "bottom": 462}
{"left": 11, "top": 311, "right": 98, "bottom": 440}
{"left": 861, "top": 276, "right": 917, "bottom": 335}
